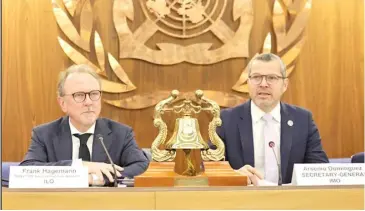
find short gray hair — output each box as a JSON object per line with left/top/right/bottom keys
{"left": 248, "top": 53, "right": 286, "bottom": 77}
{"left": 57, "top": 64, "right": 101, "bottom": 96}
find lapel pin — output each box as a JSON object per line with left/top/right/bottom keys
{"left": 287, "top": 120, "right": 293, "bottom": 127}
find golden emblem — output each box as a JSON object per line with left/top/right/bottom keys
{"left": 52, "top": 0, "right": 312, "bottom": 109}
{"left": 115, "top": 0, "right": 252, "bottom": 64}
{"left": 151, "top": 90, "right": 225, "bottom": 176}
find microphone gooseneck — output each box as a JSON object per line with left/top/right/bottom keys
{"left": 97, "top": 134, "right": 118, "bottom": 187}
{"left": 268, "top": 141, "right": 283, "bottom": 186}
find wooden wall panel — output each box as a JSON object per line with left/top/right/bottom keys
{"left": 283, "top": 0, "right": 364, "bottom": 157}
{"left": 2, "top": 0, "right": 67, "bottom": 161}
{"left": 2, "top": 0, "right": 364, "bottom": 161}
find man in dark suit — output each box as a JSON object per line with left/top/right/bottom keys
{"left": 217, "top": 53, "right": 328, "bottom": 185}
{"left": 20, "top": 64, "right": 149, "bottom": 186}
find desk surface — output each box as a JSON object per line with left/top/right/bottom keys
{"left": 2, "top": 185, "right": 364, "bottom": 209}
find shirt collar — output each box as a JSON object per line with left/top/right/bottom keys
{"left": 69, "top": 118, "right": 96, "bottom": 135}
{"left": 251, "top": 101, "right": 281, "bottom": 123}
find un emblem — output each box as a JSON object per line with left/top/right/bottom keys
{"left": 114, "top": 0, "right": 251, "bottom": 65}
{"left": 52, "top": 0, "right": 311, "bottom": 109}
{"left": 144, "top": 0, "right": 226, "bottom": 37}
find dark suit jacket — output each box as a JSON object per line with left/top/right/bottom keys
{"left": 351, "top": 152, "right": 364, "bottom": 163}
{"left": 20, "top": 116, "right": 149, "bottom": 182}
{"left": 217, "top": 100, "right": 329, "bottom": 184}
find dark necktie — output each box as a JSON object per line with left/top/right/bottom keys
{"left": 73, "top": 133, "right": 92, "bottom": 161}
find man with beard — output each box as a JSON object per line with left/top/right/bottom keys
{"left": 216, "top": 53, "right": 328, "bottom": 185}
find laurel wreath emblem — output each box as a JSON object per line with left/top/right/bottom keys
{"left": 232, "top": 0, "right": 312, "bottom": 92}
{"left": 52, "top": 0, "right": 311, "bottom": 109}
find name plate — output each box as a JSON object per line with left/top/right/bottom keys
{"left": 292, "top": 163, "right": 365, "bottom": 186}
{"left": 9, "top": 166, "right": 88, "bottom": 188}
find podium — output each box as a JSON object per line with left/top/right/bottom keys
{"left": 135, "top": 161, "right": 247, "bottom": 187}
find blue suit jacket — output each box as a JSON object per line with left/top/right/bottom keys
{"left": 217, "top": 100, "right": 329, "bottom": 183}
{"left": 20, "top": 116, "right": 149, "bottom": 182}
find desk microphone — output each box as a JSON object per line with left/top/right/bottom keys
{"left": 268, "top": 141, "right": 282, "bottom": 186}
{"left": 96, "top": 134, "right": 118, "bottom": 187}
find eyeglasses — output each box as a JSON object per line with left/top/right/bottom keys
{"left": 63, "top": 90, "right": 102, "bottom": 103}
{"left": 248, "top": 74, "right": 286, "bottom": 85}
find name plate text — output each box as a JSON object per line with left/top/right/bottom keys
{"left": 292, "top": 163, "right": 365, "bottom": 186}
{"left": 9, "top": 166, "right": 88, "bottom": 188}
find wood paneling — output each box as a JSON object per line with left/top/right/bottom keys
{"left": 2, "top": 0, "right": 364, "bottom": 161}
{"left": 283, "top": 0, "right": 364, "bottom": 157}
{"left": 2, "top": 186, "right": 364, "bottom": 210}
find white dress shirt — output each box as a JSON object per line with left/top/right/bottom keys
{"left": 69, "top": 119, "right": 96, "bottom": 161}
{"left": 251, "top": 101, "right": 281, "bottom": 177}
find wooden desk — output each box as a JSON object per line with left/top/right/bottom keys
{"left": 2, "top": 188, "right": 155, "bottom": 210}
{"left": 2, "top": 185, "right": 364, "bottom": 210}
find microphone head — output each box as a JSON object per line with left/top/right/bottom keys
{"left": 268, "top": 141, "right": 275, "bottom": 148}
{"left": 96, "top": 134, "right": 103, "bottom": 140}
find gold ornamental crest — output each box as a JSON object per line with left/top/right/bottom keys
{"left": 115, "top": 0, "right": 251, "bottom": 64}
{"left": 52, "top": 0, "right": 312, "bottom": 109}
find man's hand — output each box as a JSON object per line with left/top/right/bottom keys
{"left": 83, "top": 161, "right": 123, "bottom": 184}
{"left": 88, "top": 174, "right": 105, "bottom": 186}
{"left": 236, "top": 165, "right": 263, "bottom": 186}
